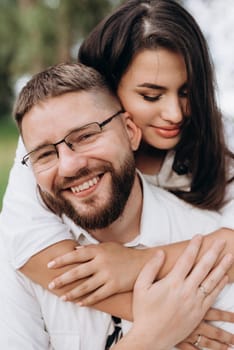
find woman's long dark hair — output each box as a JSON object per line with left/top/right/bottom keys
{"left": 79, "top": 0, "right": 233, "bottom": 210}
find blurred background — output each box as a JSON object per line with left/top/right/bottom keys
{"left": 0, "top": 0, "right": 234, "bottom": 209}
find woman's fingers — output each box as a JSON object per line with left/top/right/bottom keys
{"left": 196, "top": 251, "right": 233, "bottom": 310}
{"left": 197, "top": 253, "right": 233, "bottom": 296}
{"left": 202, "top": 275, "right": 228, "bottom": 309}
{"left": 61, "top": 276, "right": 103, "bottom": 302}
{"left": 192, "top": 322, "right": 234, "bottom": 347}
{"left": 186, "top": 238, "right": 226, "bottom": 288}
{"left": 48, "top": 260, "right": 97, "bottom": 289}
{"left": 169, "top": 235, "right": 203, "bottom": 279}
{"left": 59, "top": 272, "right": 124, "bottom": 305}
{"left": 79, "top": 283, "right": 120, "bottom": 306}
{"left": 189, "top": 334, "right": 228, "bottom": 350}
{"left": 205, "top": 308, "right": 234, "bottom": 323}
{"left": 47, "top": 246, "right": 95, "bottom": 268}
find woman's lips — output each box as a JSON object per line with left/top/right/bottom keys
{"left": 154, "top": 126, "right": 181, "bottom": 138}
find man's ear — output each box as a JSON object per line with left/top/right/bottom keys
{"left": 122, "top": 112, "right": 142, "bottom": 151}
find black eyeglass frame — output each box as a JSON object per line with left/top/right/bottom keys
{"left": 21, "top": 109, "right": 125, "bottom": 167}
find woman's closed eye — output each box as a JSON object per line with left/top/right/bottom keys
{"left": 141, "top": 93, "right": 162, "bottom": 102}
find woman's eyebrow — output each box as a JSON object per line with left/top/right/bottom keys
{"left": 137, "top": 82, "right": 166, "bottom": 90}
{"left": 137, "top": 82, "right": 188, "bottom": 90}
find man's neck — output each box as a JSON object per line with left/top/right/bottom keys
{"left": 89, "top": 173, "right": 143, "bottom": 244}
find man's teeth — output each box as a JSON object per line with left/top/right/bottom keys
{"left": 71, "top": 176, "right": 99, "bottom": 193}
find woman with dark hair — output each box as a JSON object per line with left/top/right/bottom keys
{"left": 79, "top": 0, "right": 233, "bottom": 211}
{"left": 1, "top": 1, "right": 234, "bottom": 349}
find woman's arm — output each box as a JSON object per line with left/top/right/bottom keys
{"left": 1, "top": 138, "right": 74, "bottom": 269}
{"left": 21, "top": 228, "right": 234, "bottom": 305}
{"left": 156, "top": 228, "right": 234, "bottom": 281}
{"left": 20, "top": 228, "right": 234, "bottom": 315}
{"left": 19, "top": 229, "right": 234, "bottom": 346}
{"left": 5, "top": 142, "right": 234, "bottom": 294}
{"left": 4, "top": 140, "right": 234, "bottom": 347}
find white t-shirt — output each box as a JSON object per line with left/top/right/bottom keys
{"left": 0, "top": 176, "right": 234, "bottom": 350}
{"left": 1, "top": 117, "right": 233, "bottom": 269}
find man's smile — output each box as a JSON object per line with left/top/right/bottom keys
{"left": 70, "top": 175, "right": 99, "bottom": 194}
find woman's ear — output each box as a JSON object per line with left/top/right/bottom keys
{"left": 122, "top": 112, "right": 142, "bottom": 151}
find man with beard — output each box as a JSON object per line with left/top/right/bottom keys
{"left": 1, "top": 62, "right": 234, "bottom": 350}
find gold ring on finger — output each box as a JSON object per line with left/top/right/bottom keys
{"left": 199, "top": 284, "right": 209, "bottom": 297}
{"left": 193, "top": 334, "right": 202, "bottom": 347}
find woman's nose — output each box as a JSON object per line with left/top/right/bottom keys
{"left": 160, "top": 97, "right": 184, "bottom": 124}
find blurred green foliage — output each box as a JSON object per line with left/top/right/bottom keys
{"left": 0, "top": 117, "right": 18, "bottom": 209}
{"left": 0, "top": 0, "right": 122, "bottom": 119}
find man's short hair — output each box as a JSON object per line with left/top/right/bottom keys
{"left": 14, "top": 62, "right": 112, "bottom": 130}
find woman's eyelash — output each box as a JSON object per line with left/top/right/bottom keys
{"left": 142, "top": 94, "right": 161, "bottom": 102}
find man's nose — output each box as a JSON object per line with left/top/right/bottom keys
{"left": 160, "top": 97, "right": 184, "bottom": 124}
{"left": 56, "top": 143, "right": 88, "bottom": 177}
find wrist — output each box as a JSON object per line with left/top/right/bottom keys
{"left": 139, "top": 247, "right": 161, "bottom": 268}
{"left": 125, "top": 324, "right": 171, "bottom": 350}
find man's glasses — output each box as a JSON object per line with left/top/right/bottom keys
{"left": 22, "top": 109, "right": 124, "bottom": 173}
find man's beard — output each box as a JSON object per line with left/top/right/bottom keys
{"left": 39, "top": 153, "right": 136, "bottom": 231}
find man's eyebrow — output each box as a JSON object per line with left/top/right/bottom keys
{"left": 137, "top": 83, "right": 166, "bottom": 90}
{"left": 29, "top": 141, "right": 53, "bottom": 153}
{"left": 28, "top": 125, "right": 83, "bottom": 152}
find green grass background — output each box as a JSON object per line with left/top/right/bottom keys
{"left": 0, "top": 118, "right": 18, "bottom": 210}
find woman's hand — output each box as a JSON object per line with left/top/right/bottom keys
{"left": 127, "top": 235, "right": 233, "bottom": 350}
{"left": 47, "top": 242, "right": 146, "bottom": 304}
{"left": 177, "top": 308, "right": 234, "bottom": 349}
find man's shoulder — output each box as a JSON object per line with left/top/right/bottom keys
{"left": 145, "top": 178, "right": 190, "bottom": 208}
{"left": 143, "top": 174, "right": 220, "bottom": 220}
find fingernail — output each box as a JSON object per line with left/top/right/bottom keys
{"left": 47, "top": 261, "right": 55, "bottom": 268}
{"left": 75, "top": 246, "right": 84, "bottom": 249}
{"left": 48, "top": 281, "right": 55, "bottom": 290}
{"left": 60, "top": 295, "right": 67, "bottom": 301}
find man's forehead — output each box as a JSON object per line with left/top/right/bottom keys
{"left": 25, "top": 90, "right": 109, "bottom": 116}
{"left": 21, "top": 90, "right": 121, "bottom": 149}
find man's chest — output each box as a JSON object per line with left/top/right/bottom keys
{"left": 33, "top": 284, "right": 129, "bottom": 350}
